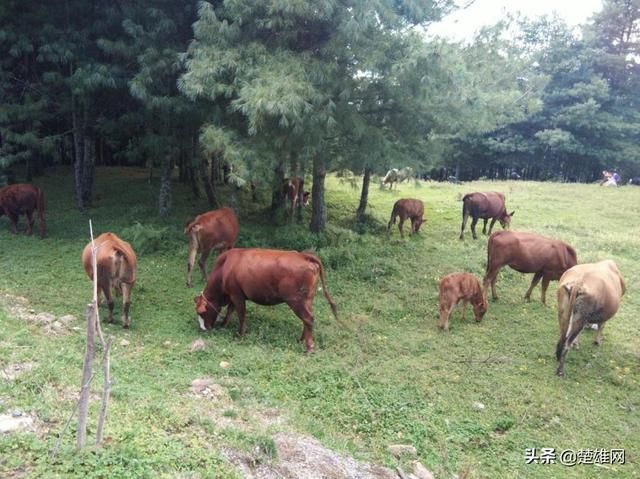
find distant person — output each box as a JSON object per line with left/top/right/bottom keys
{"left": 612, "top": 170, "right": 621, "bottom": 185}
{"left": 600, "top": 170, "right": 616, "bottom": 186}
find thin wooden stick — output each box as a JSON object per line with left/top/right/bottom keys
{"left": 76, "top": 302, "right": 96, "bottom": 449}
{"left": 95, "top": 335, "right": 113, "bottom": 444}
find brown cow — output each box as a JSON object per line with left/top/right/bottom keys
{"left": 185, "top": 207, "right": 240, "bottom": 288}
{"left": 459, "top": 192, "right": 513, "bottom": 240}
{"left": 0, "top": 183, "right": 46, "bottom": 238}
{"left": 282, "top": 177, "right": 310, "bottom": 219}
{"left": 555, "top": 260, "right": 625, "bottom": 376}
{"left": 484, "top": 231, "right": 577, "bottom": 305}
{"left": 82, "top": 232, "right": 137, "bottom": 328}
{"left": 387, "top": 198, "right": 425, "bottom": 238}
{"left": 438, "top": 273, "right": 487, "bottom": 331}
{"left": 194, "top": 248, "right": 338, "bottom": 353}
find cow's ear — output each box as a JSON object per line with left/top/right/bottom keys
{"left": 194, "top": 295, "right": 200, "bottom": 304}
{"left": 509, "top": 210, "right": 515, "bottom": 216}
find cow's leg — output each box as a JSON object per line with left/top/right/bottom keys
{"left": 7, "top": 213, "right": 19, "bottom": 234}
{"left": 398, "top": 217, "right": 406, "bottom": 238}
{"left": 487, "top": 218, "right": 498, "bottom": 235}
{"left": 556, "top": 318, "right": 585, "bottom": 376}
{"left": 540, "top": 277, "right": 551, "bottom": 305}
{"left": 198, "top": 249, "right": 211, "bottom": 282}
{"left": 524, "top": 272, "right": 543, "bottom": 302}
{"left": 231, "top": 299, "right": 247, "bottom": 336}
{"left": 186, "top": 237, "right": 199, "bottom": 288}
{"left": 121, "top": 283, "right": 132, "bottom": 329}
{"left": 102, "top": 285, "right": 114, "bottom": 324}
{"left": 483, "top": 267, "right": 501, "bottom": 300}
{"left": 387, "top": 212, "right": 397, "bottom": 236}
{"left": 289, "top": 302, "right": 315, "bottom": 353}
{"left": 461, "top": 300, "right": 467, "bottom": 321}
{"left": 459, "top": 210, "right": 469, "bottom": 240}
{"left": 594, "top": 321, "right": 606, "bottom": 346}
{"left": 470, "top": 217, "right": 479, "bottom": 240}
{"left": 482, "top": 218, "right": 488, "bottom": 235}
{"left": 26, "top": 211, "right": 34, "bottom": 235}
{"left": 219, "top": 304, "right": 235, "bottom": 328}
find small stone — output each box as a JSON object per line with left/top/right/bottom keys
{"left": 0, "top": 414, "right": 34, "bottom": 433}
{"left": 219, "top": 361, "right": 230, "bottom": 369}
{"left": 120, "top": 339, "right": 130, "bottom": 347}
{"left": 472, "top": 401, "right": 485, "bottom": 411}
{"left": 387, "top": 444, "right": 417, "bottom": 458}
{"left": 190, "top": 339, "right": 207, "bottom": 352}
{"left": 412, "top": 461, "right": 435, "bottom": 479}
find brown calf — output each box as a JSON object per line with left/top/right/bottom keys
{"left": 185, "top": 207, "right": 239, "bottom": 288}
{"left": 82, "top": 232, "right": 137, "bottom": 328}
{"left": 387, "top": 198, "right": 425, "bottom": 238}
{"left": 438, "top": 273, "right": 487, "bottom": 331}
{"left": 484, "top": 231, "right": 577, "bottom": 305}
{"left": 194, "top": 248, "right": 337, "bottom": 353}
{"left": 459, "top": 192, "right": 513, "bottom": 240}
{"left": 0, "top": 183, "right": 46, "bottom": 238}
{"left": 556, "top": 260, "right": 625, "bottom": 376}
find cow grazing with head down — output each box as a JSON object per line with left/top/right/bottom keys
{"left": 82, "top": 232, "right": 137, "bottom": 328}
{"left": 438, "top": 273, "right": 487, "bottom": 331}
{"left": 555, "top": 260, "right": 625, "bottom": 377}
{"left": 484, "top": 231, "right": 577, "bottom": 305}
{"left": 282, "top": 177, "right": 310, "bottom": 219}
{"left": 194, "top": 248, "right": 337, "bottom": 353}
{"left": 0, "top": 183, "right": 46, "bottom": 238}
{"left": 387, "top": 198, "right": 424, "bottom": 238}
{"left": 459, "top": 192, "right": 513, "bottom": 240}
{"left": 185, "top": 207, "right": 239, "bottom": 288}
{"left": 381, "top": 169, "right": 399, "bottom": 189}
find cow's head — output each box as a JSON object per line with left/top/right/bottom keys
{"left": 473, "top": 294, "right": 488, "bottom": 322}
{"left": 302, "top": 191, "right": 310, "bottom": 206}
{"left": 194, "top": 294, "right": 222, "bottom": 331}
{"left": 499, "top": 210, "right": 515, "bottom": 229}
{"left": 414, "top": 217, "right": 425, "bottom": 233}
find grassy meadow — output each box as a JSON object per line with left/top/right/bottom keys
{"left": 1, "top": 167, "right": 639, "bottom": 478}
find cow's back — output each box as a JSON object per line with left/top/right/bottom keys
{"left": 187, "top": 207, "right": 239, "bottom": 249}
{"left": 394, "top": 198, "right": 424, "bottom": 217}
{"left": 0, "top": 184, "right": 39, "bottom": 212}
{"left": 560, "top": 261, "right": 624, "bottom": 311}
{"left": 464, "top": 192, "right": 505, "bottom": 217}
{"left": 82, "top": 233, "right": 137, "bottom": 284}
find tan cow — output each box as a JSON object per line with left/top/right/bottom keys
{"left": 185, "top": 207, "right": 240, "bottom": 288}
{"left": 555, "top": 260, "right": 625, "bottom": 376}
{"left": 438, "top": 272, "right": 487, "bottom": 331}
{"left": 82, "top": 232, "right": 137, "bottom": 328}
{"left": 484, "top": 231, "right": 577, "bottom": 304}
{"left": 387, "top": 198, "right": 425, "bottom": 238}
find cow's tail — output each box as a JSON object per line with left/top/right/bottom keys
{"left": 556, "top": 284, "right": 579, "bottom": 361}
{"left": 36, "top": 187, "right": 46, "bottom": 238}
{"left": 303, "top": 253, "right": 338, "bottom": 320}
{"left": 387, "top": 204, "right": 398, "bottom": 233}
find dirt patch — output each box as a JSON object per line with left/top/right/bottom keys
{"left": 1, "top": 362, "right": 35, "bottom": 381}
{"left": 0, "top": 292, "right": 76, "bottom": 335}
{"left": 224, "top": 433, "right": 398, "bottom": 479}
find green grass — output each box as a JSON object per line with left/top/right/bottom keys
{"left": 1, "top": 167, "right": 639, "bottom": 478}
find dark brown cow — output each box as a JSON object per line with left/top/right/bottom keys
{"left": 282, "top": 177, "right": 310, "bottom": 219}
{"left": 185, "top": 207, "right": 240, "bottom": 288}
{"left": 387, "top": 198, "right": 425, "bottom": 238}
{"left": 459, "top": 192, "right": 513, "bottom": 240}
{"left": 438, "top": 272, "right": 487, "bottom": 331}
{"left": 194, "top": 248, "right": 338, "bottom": 353}
{"left": 82, "top": 232, "right": 137, "bottom": 328}
{"left": 555, "top": 260, "right": 625, "bottom": 376}
{"left": 484, "top": 231, "right": 577, "bottom": 305}
{"left": 0, "top": 183, "right": 46, "bottom": 238}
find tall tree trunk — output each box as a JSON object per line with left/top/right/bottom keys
{"left": 81, "top": 134, "right": 95, "bottom": 206}
{"left": 271, "top": 162, "right": 285, "bottom": 211}
{"left": 159, "top": 156, "right": 172, "bottom": 217}
{"left": 310, "top": 155, "right": 326, "bottom": 233}
{"left": 72, "top": 95, "right": 87, "bottom": 211}
{"left": 356, "top": 165, "right": 371, "bottom": 223}
{"left": 198, "top": 153, "right": 218, "bottom": 208}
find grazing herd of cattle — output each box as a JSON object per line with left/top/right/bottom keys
{"left": 0, "top": 179, "right": 627, "bottom": 376}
